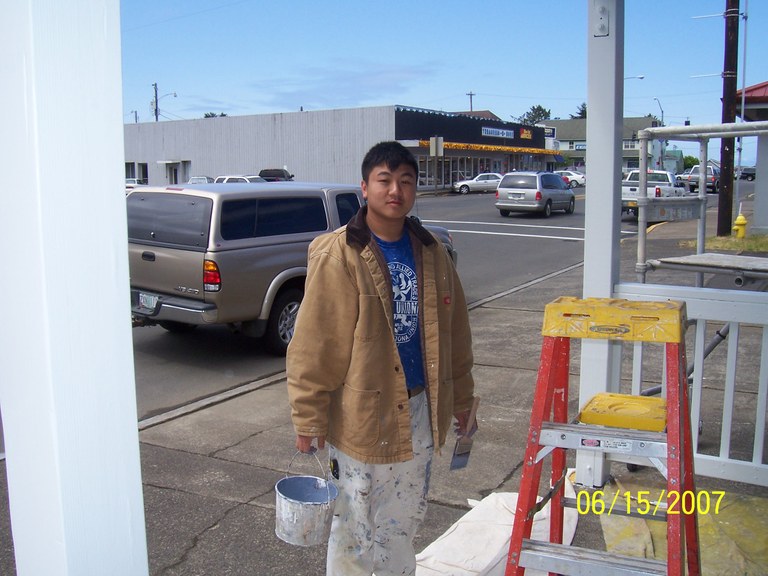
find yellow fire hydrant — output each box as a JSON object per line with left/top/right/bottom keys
{"left": 733, "top": 212, "right": 748, "bottom": 239}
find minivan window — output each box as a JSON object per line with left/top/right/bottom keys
{"left": 220, "top": 197, "right": 328, "bottom": 240}
{"left": 127, "top": 193, "right": 212, "bottom": 247}
{"left": 500, "top": 175, "right": 537, "bottom": 189}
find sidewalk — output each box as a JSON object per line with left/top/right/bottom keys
{"left": 1, "top": 200, "right": 766, "bottom": 575}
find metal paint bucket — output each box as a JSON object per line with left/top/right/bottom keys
{"left": 275, "top": 450, "right": 338, "bottom": 546}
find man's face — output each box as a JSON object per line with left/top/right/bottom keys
{"left": 361, "top": 163, "right": 417, "bottom": 223}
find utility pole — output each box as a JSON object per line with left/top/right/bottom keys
{"left": 152, "top": 82, "right": 159, "bottom": 122}
{"left": 466, "top": 91, "right": 475, "bottom": 112}
{"left": 718, "top": 0, "right": 740, "bottom": 236}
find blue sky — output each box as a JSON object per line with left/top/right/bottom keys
{"left": 120, "top": 0, "right": 766, "bottom": 164}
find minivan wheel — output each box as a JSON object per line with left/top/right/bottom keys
{"left": 264, "top": 288, "right": 303, "bottom": 356}
{"left": 542, "top": 201, "right": 552, "bottom": 218}
{"left": 566, "top": 197, "right": 575, "bottom": 214}
{"left": 499, "top": 209, "right": 510, "bottom": 217}
{"left": 159, "top": 321, "right": 197, "bottom": 334}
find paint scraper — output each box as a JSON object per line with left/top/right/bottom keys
{"left": 450, "top": 396, "right": 480, "bottom": 470}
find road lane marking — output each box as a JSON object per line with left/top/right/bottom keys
{"left": 448, "top": 229, "right": 584, "bottom": 241}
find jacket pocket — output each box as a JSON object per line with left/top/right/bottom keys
{"left": 354, "top": 294, "right": 388, "bottom": 342}
{"left": 339, "top": 386, "right": 380, "bottom": 448}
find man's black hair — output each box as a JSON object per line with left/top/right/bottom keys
{"left": 361, "top": 141, "right": 419, "bottom": 183}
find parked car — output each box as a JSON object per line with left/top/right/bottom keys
{"left": 686, "top": 165, "right": 720, "bottom": 194}
{"left": 675, "top": 168, "right": 692, "bottom": 185}
{"left": 126, "top": 183, "right": 456, "bottom": 355}
{"left": 738, "top": 167, "right": 756, "bottom": 181}
{"left": 495, "top": 171, "right": 575, "bottom": 217}
{"left": 554, "top": 170, "right": 586, "bottom": 188}
{"left": 451, "top": 172, "right": 502, "bottom": 194}
{"left": 214, "top": 175, "right": 267, "bottom": 183}
{"left": 125, "top": 178, "right": 146, "bottom": 193}
{"left": 188, "top": 176, "right": 214, "bottom": 184}
{"left": 258, "top": 168, "right": 294, "bottom": 181}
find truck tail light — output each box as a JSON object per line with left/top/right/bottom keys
{"left": 655, "top": 187, "right": 662, "bottom": 198}
{"left": 535, "top": 191, "right": 543, "bottom": 201}
{"left": 204, "top": 260, "right": 221, "bottom": 292}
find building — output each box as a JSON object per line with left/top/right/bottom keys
{"left": 541, "top": 116, "right": 663, "bottom": 174}
{"left": 124, "top": 105, "right": 563, "bottom": 188}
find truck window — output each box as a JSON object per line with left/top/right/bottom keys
{"left": 127, "top": 193, "right": 212, "bottom": 248}
{"left": 220, "top": 197, "right": 328, "bottom": 240}
{"left": 335, "top": 193, "right": 361, "bottom": 226}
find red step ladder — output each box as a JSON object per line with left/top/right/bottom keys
{"left": 505, "top": 297, "right": 701, "bottom": 576}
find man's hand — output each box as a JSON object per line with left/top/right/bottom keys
{"left": 454, "top": 396, "right": 480, "bottom": 437}
{"left": 296, "top": 435, "right": 326, "bottom": 453}
{"left": 454, "top": 410, "right": 471, "bottom": 437}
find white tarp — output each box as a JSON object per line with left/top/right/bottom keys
{"left": 416, "top": 473, "right": 578, "bottom": 576}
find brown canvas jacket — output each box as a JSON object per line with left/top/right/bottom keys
{"left": 287, "top": 207, "right": 475, "bottom": 464}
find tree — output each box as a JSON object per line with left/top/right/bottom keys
{"left": 513, "top": 105, "right": 551, "bottom": 125}
{"left": 204, "top": 112, "right": 228, "bottom": 118}
{"left": 683, "top": 155, "right": 699, "bottom": 170}
{"left": 571, "top": 102, "right": 587, "bottom": 119}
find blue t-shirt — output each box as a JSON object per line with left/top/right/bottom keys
{"left": 373, "top": 232, "right": 426, "bottom": 390}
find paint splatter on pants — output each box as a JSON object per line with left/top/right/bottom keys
{"left": 326, "top": 391, "right": 434, "bottom": 576}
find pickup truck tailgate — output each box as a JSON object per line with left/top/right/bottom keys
{"left": 128, "top": 244, "right": 206, "bottom": 300}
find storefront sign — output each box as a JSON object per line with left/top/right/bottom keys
{"left": 482, "top": 127, "right": 515, "bottom": 139}
{"left": 520, "top": 129, "right": 533, "bottom": 140}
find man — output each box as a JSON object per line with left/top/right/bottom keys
{"left": 287, "top": 141, "right": 475, "bottom": 576}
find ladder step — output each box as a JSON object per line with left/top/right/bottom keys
{"left": 520, "top": 539, "right": 667, "bottom": 576}
{"left": 539, "top": 422, "right": 668, "bottom": 459}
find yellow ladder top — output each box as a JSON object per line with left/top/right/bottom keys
{"left": 542, "top": 297, "right": 686, "bottom": 343}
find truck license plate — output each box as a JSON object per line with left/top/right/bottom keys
{"left": 139, "top": 292, "right": 158, "bottom": 310}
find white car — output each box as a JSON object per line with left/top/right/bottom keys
{"left": 451, "top": 172, "right": 503, "bottom": 194}
{"left": 554, "top": 170, "right": 586, "bottom": 188}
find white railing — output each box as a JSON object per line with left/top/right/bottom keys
{"left": 613, "top": 282, "right": 768, "bottom": 487}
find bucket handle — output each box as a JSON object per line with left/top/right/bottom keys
{"left": 285, "top": 449, "right": 334, "bottom": 506}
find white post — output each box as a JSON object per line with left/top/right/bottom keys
{"left": 577, "top": 0, "right": 625, "bottom": 487}
{"left": 751, "top": 134, "right": 768, "bottom": 234}
{"left": 0, "top": 1, "right": 149, "bottom": 574}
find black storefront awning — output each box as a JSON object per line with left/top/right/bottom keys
{"left": 552, "top": 154, "right": 565, "bottom": 162}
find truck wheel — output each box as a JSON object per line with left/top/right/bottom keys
{"left": 159, "top": 321, "right": 197, "bottom": 334}
{"left": 263, "top": 288, "right": 303, "bottom": 356}
{"left": 459, "top": 184, "right": 470, "bottom": 194}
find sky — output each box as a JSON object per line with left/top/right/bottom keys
{"left": 120, "top": 0, "right": 767, "bottom": 165}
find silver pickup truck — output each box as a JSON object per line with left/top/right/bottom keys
{"left": 621, "top": 169, "right": 686, "bottom": 216}
{"left": 127, "top": 183, "right": 455, "bottom": 355}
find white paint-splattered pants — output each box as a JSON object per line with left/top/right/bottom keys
{"left": 326, "top": 391, "right": 434, "bottom": 576}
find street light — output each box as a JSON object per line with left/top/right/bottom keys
{"left": 624, "top": 75, "right": 645, "bottom": 80}
{"left": 151, "top": 83, "right": 177, "bottom": 122}
{"left": 653, "top": 97, "right": 665, "bottom": 169}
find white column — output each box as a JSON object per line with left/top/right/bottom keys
{"left": 0, "top": 1, "right": 149, "bottom": 575}
{"left": 751, "top": 134, "right": 768, "bottom": 234}
{"left": 577, "top": 0, "right": 625, "bottom": 487}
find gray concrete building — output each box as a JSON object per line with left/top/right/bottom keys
{"left": 124, "top": 105, "right": 563, "bottom": 188}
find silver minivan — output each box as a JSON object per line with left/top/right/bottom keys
{"left": 494, "top": 171, "right": 575, "bottom": 217}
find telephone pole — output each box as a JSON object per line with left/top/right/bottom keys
{"left": 718, "top": 0, "right": 740, "bottom": 236}
{"left": 466, "top": 91, "right": 475, "bottom": 112}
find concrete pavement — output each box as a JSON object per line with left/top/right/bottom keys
{"left": 1, "top": 197, "right": 766, "bottom": 575}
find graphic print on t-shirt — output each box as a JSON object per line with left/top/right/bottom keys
{"left": 390, "top": 261, "right": 418, "bottom": 344}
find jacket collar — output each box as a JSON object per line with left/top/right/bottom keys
{"left": 346, "top": 205, "right": 436, "bottom": 250}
